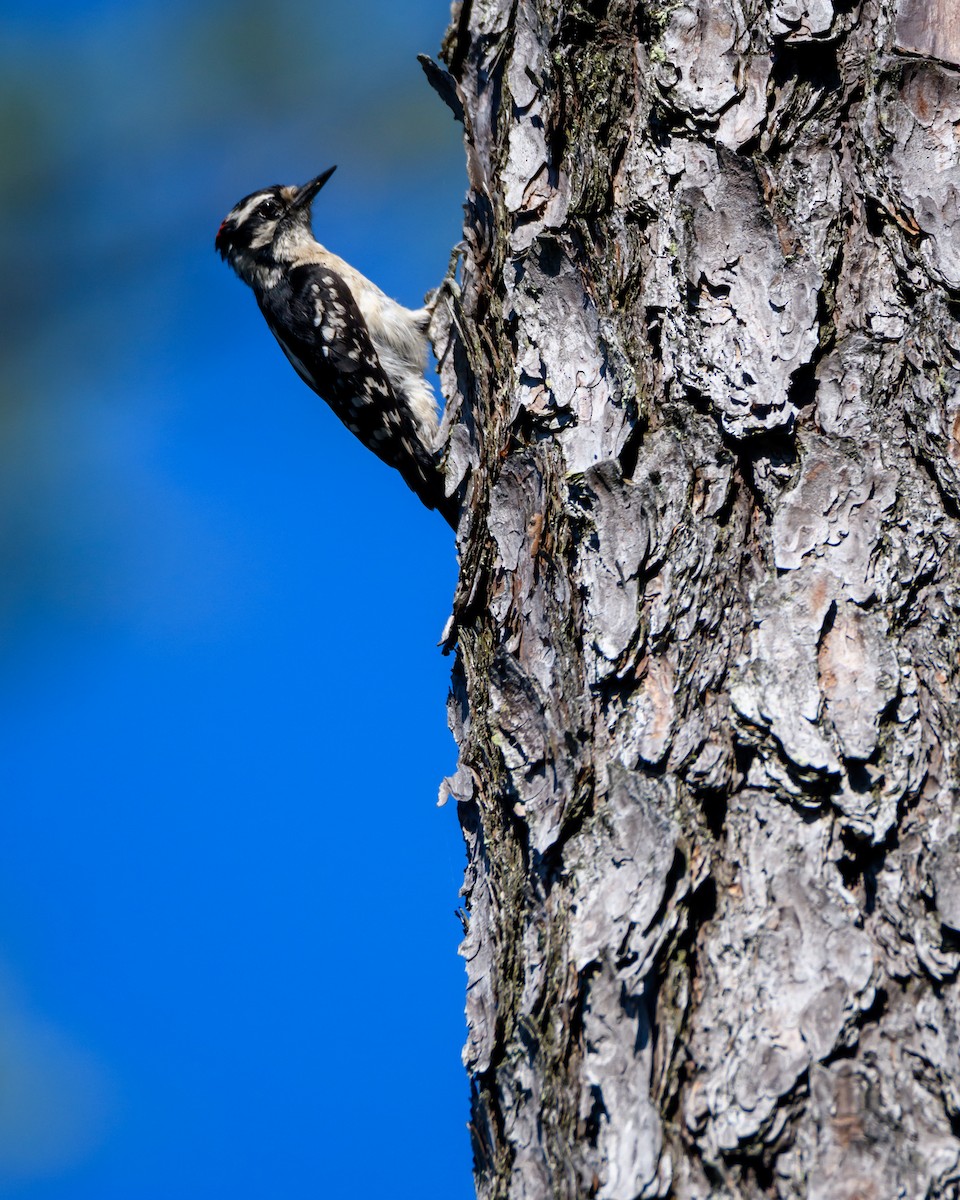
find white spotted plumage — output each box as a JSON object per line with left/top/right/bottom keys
{"left": 215, "top": 167, "right": 453, "bottom": 523}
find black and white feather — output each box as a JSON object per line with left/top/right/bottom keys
{"left": 215, "top": 167, "right": 452, "bottom": 522}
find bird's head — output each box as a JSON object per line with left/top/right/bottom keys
{"left": 215, "top": 166, "right": 336, "bottom": 283}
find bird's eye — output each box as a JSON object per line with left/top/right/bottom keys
{"left": 257, "top": 199, "right": 282, "bottom": 220}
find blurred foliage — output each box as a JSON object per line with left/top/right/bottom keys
{"left": 0, "top": 0, "right": 462, "bottom": 646}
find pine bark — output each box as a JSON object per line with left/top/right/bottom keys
{"left": 429, "top": 1, "right": 960, "bottom": 1196}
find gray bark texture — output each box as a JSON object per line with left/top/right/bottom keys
{"left": 428, "top": 0, "right": 960, "bottom": 1196}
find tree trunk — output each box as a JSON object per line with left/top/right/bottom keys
{"left": 429, "top": 0, "right": 960, "bottom": 1196}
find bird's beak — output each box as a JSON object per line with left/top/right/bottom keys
{"left": 291, "top": 166, "right": 337, "bottom": 210}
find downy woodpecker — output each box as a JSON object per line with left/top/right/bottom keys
{"left": 215, "top": 167, "right": 453, "bottom": 523}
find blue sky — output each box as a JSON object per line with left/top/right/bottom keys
{"left": 0, "top": 1, "right": 470, "bottom": 1197}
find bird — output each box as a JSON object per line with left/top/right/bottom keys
{"left": 215, "top": 166, "right": 454, "bottom": 524}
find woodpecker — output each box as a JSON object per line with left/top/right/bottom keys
{"left": 215, "top": 166, "right": 454, "bottom": 523}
